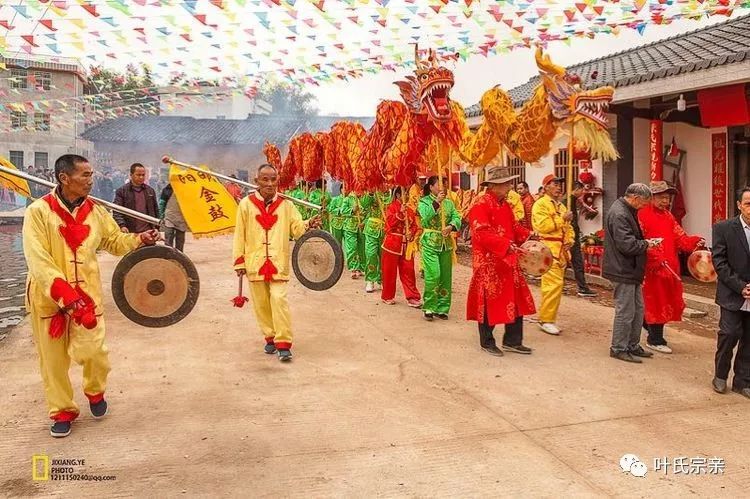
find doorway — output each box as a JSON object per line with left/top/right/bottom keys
{"left": 730, "top": 126, "right": 750, "bottom": 215}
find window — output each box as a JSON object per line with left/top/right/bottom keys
{"left": 9, "top": 151, "right": 24, "bottom": 169}
{"left": 553, "top": 148, "right": 580, "bottom": 184}
{"left": 33, "top": 71, "right": 51, "bottom": 91}
{"left": 10, "top": 111, "right": 27, "bottom": 130}
{"left": 506, "top": 154, "right": 526, "bottom": 185}
{"left": 10, "top": 69, "right": 28, "bottom": 89}
{"left": 34, "top": 112, "right": 50, "bottom": 131}
{"left": 34, "top": 152, "right": 49, "bottom": 170}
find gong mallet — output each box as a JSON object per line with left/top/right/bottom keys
{"left": 0, "top": 163, "right": 160, "bottom": 226}
{"left": 161, "top": 156, "right": 322, "bottom": 211}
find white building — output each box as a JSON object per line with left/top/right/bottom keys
{"left": 465, "top": 13, "right": 750, "bottom": 244}
{"left": 159, "top": 85, "right": 272, "bottom": 120}
{"left": 0, "top": 55, "right": 93, "bottom": 172}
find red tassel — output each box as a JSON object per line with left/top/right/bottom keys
{"left": 231, "top": 274, "right": 249, "bottom": 308}
{"left": 49, "top": 311, "right": 67, "bottom": 338}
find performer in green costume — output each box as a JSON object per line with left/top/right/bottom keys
{"left": 341, "top": 190, "right": 365, "bottom": 278}
{"left": 287, "top": 182, "right": 307, "bottom": 218}
{"left": 362, "top": 191, "right": 392, "bottom": 293}
{"left": 418, "top": 176, "right": 461, "bottom": 321}
{"left": 328, "top": 186, "right": 345, "bottom": 248}
{"left": 307, "top": 179, "right": 332, "bottom": 232}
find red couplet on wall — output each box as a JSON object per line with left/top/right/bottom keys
{"left": 649, "top": 120, "right": 663, "bottom": 182}
{"left": 711, "top": 132, "right": 727, "bottom": 224}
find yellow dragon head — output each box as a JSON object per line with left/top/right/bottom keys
{"left": 536, "top": 48, "right": 614, "bottom": 130}
{"left": 394, "top": 45, "right": 455, "bottom": 123}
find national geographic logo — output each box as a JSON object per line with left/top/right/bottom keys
{"left": 31, "top": 454, "right": 116, "bottom": 482}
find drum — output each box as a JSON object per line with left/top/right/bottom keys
{"left": 518, "top": 240, "right": 553, "bottom": 277}
{"left": 687, "top": 249, "right": 717, "bottom": 283}
{"left": 111, "top": 245, "right": 200, "bottom": 327}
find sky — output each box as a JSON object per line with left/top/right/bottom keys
{"left": 309, "top": 15, "right": 733, "bottom": 117}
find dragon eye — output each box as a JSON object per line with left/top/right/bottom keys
{"left": 420, "top": 74, "right": 428, "bottom": 81}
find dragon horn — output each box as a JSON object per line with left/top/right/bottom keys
{"left": 535, "top": 46, "right": 565, "bottom": 77}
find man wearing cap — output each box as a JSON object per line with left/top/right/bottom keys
{"left": 467, "top": 167, "right": 536, "bottom": 355}
{"left": 532, "top": 174, "right": 574, "bottom": 335}
{"left": 638, "top": 181, "right": 704, "bottom": 354}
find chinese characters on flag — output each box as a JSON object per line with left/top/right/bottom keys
{"left": 649, "top": 120, "right": 663, "bottom": 182}
{"left": 169, "top": 164, "right": 238, "bottom": 238}
{"left": 711, "top": 132, "right": 727, "bottom": 224}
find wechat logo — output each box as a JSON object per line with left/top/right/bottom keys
{"left": 620, "top": 454, "right": 648, "bottom": 477}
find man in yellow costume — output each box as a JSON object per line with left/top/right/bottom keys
{"left": 506, "top": 188, "right": 526, "bottom": 223}
{"left": 532, "top": 174, "right": 574, "bottom": 336}
{"left": 233, "top": 164, "right": 321, "bottom": 362}
{"left": 23, "top": 154, "right": 159, "bottom": 438}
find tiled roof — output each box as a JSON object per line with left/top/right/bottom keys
{"left": 81, "top": 114, "right": 375, "bottom": 144}
{"left": 466, "top": 13, "right": 750, "bottom": 117}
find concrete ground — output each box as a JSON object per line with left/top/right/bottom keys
{"left": 1, "top": 236, "right": 749, "bottom": 497}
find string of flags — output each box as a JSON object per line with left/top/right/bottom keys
{"left": 0, "top": 0, "right": 747, "bottom": 87}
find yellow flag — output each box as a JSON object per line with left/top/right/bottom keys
{"left": 169, "top": 164, "right": 237, "bottom": 238}
{"left": 0, "top": 156, "right": 32, "bottom": 199}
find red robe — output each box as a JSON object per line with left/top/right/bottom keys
{"left": 382, "top": 198, "right": 418, "bottom": 255}
{"left": 466, "top": 193, "right": 536, "bottom": 325}
{"left": 638, "top": 204, "right": 702, "bottom": 324}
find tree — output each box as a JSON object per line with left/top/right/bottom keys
{"left": 84, "top": 63, "right": 159, "bottom": 119}
{"left": 256, "top": 77, "right": 318, "bottom": 116}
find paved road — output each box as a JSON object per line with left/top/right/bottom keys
{"left": 1, "top": 237, "right": 748, "bottom": 497}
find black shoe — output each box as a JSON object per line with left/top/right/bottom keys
{"left": 436, "top": 313, "right": 449, "bottom": 320}
{"left": 278, "top": 349, "right": 292, "bottom": 362}
{"left": 577, "top": 289, "right": 597, "bottom": 298}
{"left": 610, "top": 350, "right": 642, "bottom": 363}
{"left": 90, "top": 399, "right": 108, "bottom": 419}
{"left": 423, "top": 312, "right": 434, "bottom": 321}
{"left": 503, "top": 344, "right": 533, "bottom": 355}
{"left": 731, "top": 385, "right": 750, "bottom": 398}
{"left": 629, "top": 345, "right": 653, "bottom": 358}
{"left": 50, "top": 421, "right": 71, "bottom": 438}
{"left": 481, "top": 345, "right": 504, "bottom": 357}
{"left": 713, "top": 377, "right": 728, "bottom": 394}
{"left": 264, "top": 343, "right": 277, "bottom": 355}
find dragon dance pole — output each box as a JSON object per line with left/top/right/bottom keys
{"left": 566, "top": 122, "right": 576, "bottom": 210}
{"left": 0, "top": 164, "right": 160, "bottom": 225}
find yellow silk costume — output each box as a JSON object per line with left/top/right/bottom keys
{"left": 506, "top": 189, "right": 525, "bottom": 222}
{"left": 532, "top": 194, "right": 574, "bottom": 324}
{"left": 23, "top": 191, "right": 141, "bottom": 422}
{"left": 232, "top": 192, "right": 309, "bottom": 349}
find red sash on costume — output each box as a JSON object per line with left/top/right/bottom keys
{"left": 249, "top": 195, "right": 284, "bottom": 281}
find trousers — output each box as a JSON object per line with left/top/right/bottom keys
{"left": 478, "top": 314, "right": 524, "bottom": 348}
{"left": 31, "top": 311, "right": 111, "bottom": 421}
{"left": 381, "top": 250, "right": 421, "bottom": 302}
{"left": 248, "top": 280, "right": 293, "bottom": 350}
{"left": 164, "top": 227, "right": 185, "bottom": 252}
{"left": 715, "top": 308, "right": 750, "bottom": 389}
{"left": 611, "top": 282, "right": 644, "bottom": 353}
{"left": 364, "top": 233, "right": 383, "bottom": 283}
{"left": 343, "top": 230, "right": 365, "bottom": 273}
{"left": 421, "top": 246, "right": 453, "bottom": 314}
{"left": 539, "top": 260, "right": 565, "bottom": 323}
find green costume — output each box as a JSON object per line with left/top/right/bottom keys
{"left": 307, "top": 188, "right": 332, "bottom": 232}
{"left": 417, "top": 194, "right": 461, "bottom": 315}
{"left": 288, "top": 186, "right": 308, "bottom": 218}
{"left": 362, "top": 191, "right": 392, "bottom": 284}
{"left": 328, "top": 195, "right": 345, "bottom": 248}
{"left": 341, "top": 193, "right": 365, "bottom": 273}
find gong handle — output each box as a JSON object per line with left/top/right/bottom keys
{"left": 161, "top": 156, "right": 322, "bottom": 211}
{"left": 0, "top": 163, "right": 160, "bottom": 226}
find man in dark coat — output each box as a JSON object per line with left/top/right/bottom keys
{"left": 603, "top": 183, "right": 659, "bottom": 363}
{"left": 113, "top": 163, "right": 159, "bottom": 233}
{"left": 711, "top": 187, "right": 750, "bottom": 398}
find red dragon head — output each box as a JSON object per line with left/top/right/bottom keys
{"left": 394, "top": 45, "right": 455, "bottom": 123}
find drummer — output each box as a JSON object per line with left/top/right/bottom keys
{"left": 23, "top": 154, "right": 159, "bottom": 438}
{"left": 466, "top": 167, "right": 536, "bottom": 356}
{"left": 638, "top": 181, "right": 704, "bottom": 353}
{"left": 233, "top": 164, "right": 321, "bottom": 362}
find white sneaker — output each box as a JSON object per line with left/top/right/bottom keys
{"left": 539, "top": 322, "right": 561, "bottom": 335}
{"left": 646, "top": 343, "right": 672, "bottom": 354}
{"left": 373, "top": 282, "right": 382, "bottom": 291}
{"left": 365, "top": 282, "right": 374, "bottom": 293}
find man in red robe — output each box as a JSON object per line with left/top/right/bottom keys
{"left": 380, "top": 186, "right": 422, "bottom": 307}
{"left": 638, "top": 181, "right": 704, "bottom": 354}
{"left": 467, "top": 167, "right": 536, "bottom": 356}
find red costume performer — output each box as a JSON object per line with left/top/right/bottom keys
{"left": 380, "top": 194, "right": 422, "bottom": 306}
{"left": 467, "top": 191, "right": 536, "bottom": 326}
{"left": 638, "top": 204, "right": 702, "bottom": 325}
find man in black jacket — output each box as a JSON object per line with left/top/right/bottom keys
{"left": 711, "top": 187, "right": 750, "bottom": 398}
{"left": 603, "top": 183, "right": 659, "bottom": 363}
{"left": 113, "top": 163, "right": 159, "bottom": 233}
